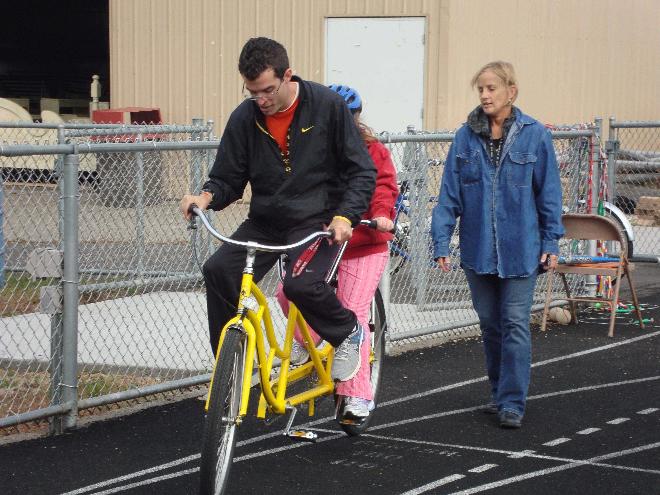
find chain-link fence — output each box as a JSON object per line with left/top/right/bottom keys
{"left": 0, "top": 119, "right": 655, "bottom": 434}
{"left": 1, "top": 121, "right": 222, "bottom": 434}
{"left": 607, "top": 119, "right": 660, "bottom": 259}
{"left": 382, "top": 126, "right": 599, "bottom": 344}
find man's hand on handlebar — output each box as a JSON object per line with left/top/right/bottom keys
{"left": 327, "top": 217, "right": 352, "bottom": 244}
{"left": 180, "top": 192, "right": 212, "bottom": 220}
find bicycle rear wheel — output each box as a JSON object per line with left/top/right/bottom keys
{"left": 339, "top": 288, "right": 387, "bottom": 436}
{"left": 199, "top": 327, "right": 246, "bottom": 495}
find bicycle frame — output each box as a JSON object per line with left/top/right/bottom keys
{"left": 192, "top": 207, "right": 342, "bottom": 419}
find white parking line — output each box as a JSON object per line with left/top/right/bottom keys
{"left": 62, "top": 376, "right": 660, "bottom": 495}
{"left": 543, "top": 438, "right": 571, "bottom": 446}
{"left": 364, "top": 433, "right": 660, "bottom": 475}
{"left": 508, "top": 450, "right": 536, "bottom": 459}
{"left": 637, "top": 408, "right": 659, "bottom": 415}
{"left": 59, "top": 331, "right": 660, "bottom": 495}
{"left": 576, "top": 428, "right": 601, "bottom": 435}
{"left": 443, "top": 441, "right": 660, "bottom": 495}
{"left": 468, "top": 464, "right": 498, "bottom": 473}
{"left": 399, "top": 474, "right": 466, "bottom": 495}
{"left": 58, "top": 455, "right": 200, "bottom": 495}
{"left": 84, "top": 469, "right": 198, "bottom": 495}
{"left": 369, "top": 375, "right": 660, "bottom": 432}
{"left": 63, "top": 375, "right": 660, "bottom": 495}
{"left": 607, "top": 418, "right": 630, "bottom": 424}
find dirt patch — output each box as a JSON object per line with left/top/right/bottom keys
{"left": 0, "top": 368, "right": 161, "bottom": 438}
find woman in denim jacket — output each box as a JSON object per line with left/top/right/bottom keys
{"left": 431, "top": 61, "right": 564, "bottom": 429}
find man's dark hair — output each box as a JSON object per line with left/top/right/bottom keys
{"left": 238, "top": 37, "right": 290, "bottom": 80}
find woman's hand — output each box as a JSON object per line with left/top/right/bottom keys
{"left": 436, "top": 256, "right": 451, "bottom": 272}
{"left": 540, "top": 253, "right": 558, "bottom": 270}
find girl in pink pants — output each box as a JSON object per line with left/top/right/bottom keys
{"left": 277, "top": 83, "right": 398, "bottom": 419}
{"left": 276, "top": 250, "right": 389, "bottom": 400}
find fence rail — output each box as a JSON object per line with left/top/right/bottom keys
{"left": 0, "top": 118, "right": 658, "bottom": 434}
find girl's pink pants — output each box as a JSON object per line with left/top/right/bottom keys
{"left": 276, "top": 250, "right": 388, "bottom": 400}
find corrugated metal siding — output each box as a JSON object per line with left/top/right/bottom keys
{"left": 110, "top": 0, "right": 659, "bottom": 130}
{"left": 444, "top": 0, "right": 660, "bottom": 127}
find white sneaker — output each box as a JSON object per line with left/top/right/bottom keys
{"left": 290, "top": 340, "right": 327, "bottom": 366}
{"left": 342, "top": 396, "right": 370, "bottom": 419}
{"left": 331, "top": 323, "right": 364, "bottom": 381}
{"left": 290, "top": 340, "right": 310, "bottom": 366}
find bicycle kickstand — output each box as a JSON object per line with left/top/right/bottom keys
{"left": 283, "top": 405, "right": 318, "bottom": 442}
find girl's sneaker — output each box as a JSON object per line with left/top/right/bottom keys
{"left": 342, "top": 396, "right": 371, "bottom": 419}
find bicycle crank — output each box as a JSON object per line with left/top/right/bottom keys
{"left": 282, "top": 405, "right": 318, "bottom": 442}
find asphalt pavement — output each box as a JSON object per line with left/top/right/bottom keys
{"left": 1, "top": 265, "right": 659, "bottom": 495}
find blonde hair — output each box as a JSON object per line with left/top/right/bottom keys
{"left": 471, "top": 61, "right": 518, "bottom": 102}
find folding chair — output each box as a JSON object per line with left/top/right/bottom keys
{"left": 540, "top": 213, "right": 644, "bottom": 337}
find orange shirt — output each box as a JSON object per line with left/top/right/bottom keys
{"left": 265, "top": 97, "right": 299, "bottom": 160}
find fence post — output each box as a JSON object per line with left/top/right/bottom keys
{"left": 606, "top": 116, "right": 619, "bottom": 207}
{"left": 412, "top": 143, "right": 430, "bottom": 309}
{"left": 585, "top": 118, "right": 603, "bottom": 295}
{"left": 48, "top": 126, "right": 67, "bottom": 434}
{"left": 205, "top": 120, "right": 216, "bottom": 260}
{"left": 135, "top": 133, "right": 146, "bottom": 276}
{"left": 0, "top": 177, "right": 3, "bottom": 289}
{"left": 61, "top": 151, "right": 80, "bottom": 431}
{"left": 605, "top": 116, "right": 621, "bottom": 256}
{"left": 190, "top": 118, "right": 205, "bottom": 264}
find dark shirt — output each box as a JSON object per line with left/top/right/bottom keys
{"left": 467, "top": 105, "right": 517, "bottom": 166}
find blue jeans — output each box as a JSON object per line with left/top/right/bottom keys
{"left": 464, "top": 268, "right": 538, "bottom": 417}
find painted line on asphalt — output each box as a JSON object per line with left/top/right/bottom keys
{"left": 508, "top": 450, "right": 536, "bottom": 459}
{"left": 399, "top": 474, "right": 466, "bottom": 495}
{"left": 607, "top": 417, "right": 630, "bottom": 424}
{"left": 542, "top": 438, "right": 571, "bottom": 446}
{"left": 59, "top": 330, "right": 660, "bottom": 495}
{"left": 364, "top": 433, "right": 660, "bottom": 475}
{"left": 443, "top": 441, "right": 660, "bottom": 495}
{"left": 380, "top": 330, "right": 660, "bottom": 409}
{"left": 637, "top": 407, "right": 659, "bottom": 415}
{"left": 467, "top": 464, "right": 498, "bottom": 473}
{"left": 368, "top": 375, "right": 660, "bottom": 432}
{"left": 576, "top": 428, "right": 601, "bottom": 435}
{"left": 77, "top": 434, "right": 345, "bottom": 495}
{"left": 84, "top": 468, "right": 198, "bottom": 495}
{"left": 59, "top": 455, "right": 200, "bottom": 495}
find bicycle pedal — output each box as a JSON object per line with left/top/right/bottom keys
{"left": 286, "top": 430, "right": 318, "bottom": 442}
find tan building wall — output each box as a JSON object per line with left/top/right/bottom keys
{"left": 110, "top": 0, "right": 660, "bottom": 131}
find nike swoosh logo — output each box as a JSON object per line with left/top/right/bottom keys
{"left": 301, "top": 126, "right": 314, "bottom": 133}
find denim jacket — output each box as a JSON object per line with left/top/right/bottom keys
{"left": 431, "top": 108, "right": 564, "bottom": 278}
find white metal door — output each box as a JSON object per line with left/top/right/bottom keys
{"left": 325, "top": 17, "right": 425, "bottom": 133}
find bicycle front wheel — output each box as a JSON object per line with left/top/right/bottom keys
{"left": 199, "top": 327, "right": 246, "bottom": 495}
{"left": 339, "top": 288, "right": 387, "bottom": 436}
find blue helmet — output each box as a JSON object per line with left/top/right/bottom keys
{"left": 328, "top": 84, "right": 362, "bottom": 114}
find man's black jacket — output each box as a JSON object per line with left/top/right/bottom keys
{"left": 202, "top": 76, "right": 376, "bottom": 232}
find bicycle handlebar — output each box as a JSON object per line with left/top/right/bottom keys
{"left": 189, "top": 204, "right": 338, "bottom": 252}
{"left": 189, "top": 204, "right": 388, "bottom": 246}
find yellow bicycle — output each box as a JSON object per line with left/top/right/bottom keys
{"left": 190, "top": 207, "right": 387, "bottom": 495}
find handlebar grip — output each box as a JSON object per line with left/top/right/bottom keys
{"left": 360, "top": 219, "right": 395, "bottom": 233}
{"left": 188, "top": 203, "right": 199, "bottom": 216}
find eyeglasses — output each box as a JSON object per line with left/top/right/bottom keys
{"left": 243, "top": 79, "right": 284, "bottom": 101}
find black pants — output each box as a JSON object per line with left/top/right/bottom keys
{"left": 202, "top": 219, "right": 357, "bottom": 355}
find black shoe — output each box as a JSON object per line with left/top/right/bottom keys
{"left": 481, "top": 402, "right": 498, "bottom": 414}
{"left": 499, "top": 410, "right": 522, "bottom": 429}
